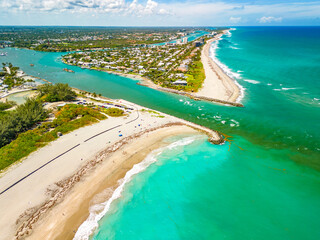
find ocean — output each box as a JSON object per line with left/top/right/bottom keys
{"left": 1, "top": 26, "right": 320, "bottom": 239}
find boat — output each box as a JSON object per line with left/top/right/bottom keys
{"left": 63, "top": 68, "right": 75, "bottom": 73}
{"left": 0, "top": 52, "right": 7, "bottom": 56}
{"left": 30, "top": 64, "right": 34, "bottom": 67}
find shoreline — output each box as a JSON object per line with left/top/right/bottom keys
{"left": 61, "top": 36, "right": 244, "bottom": 107}
{"left": 195, "top": 31, "right": 241, "bottom": 103}
{"left": 85, "top": 66, "right": 244, "bottom": 107}
{"left": 25, "top": 124, "right": 200, "bottom": 240}
{"left": 0, "top": 87, "right": 223, "bottom": 240}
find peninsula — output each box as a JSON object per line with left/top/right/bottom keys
{"left": 62, "top": 30, "right": 242, "bottom": 106}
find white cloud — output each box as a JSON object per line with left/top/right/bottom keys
{"left": 229, "top": 17, "right": 241, "bottom": 23}
{"left": 158, "top": 8, "right": 170, "bottom": 15}
{"left": 1, "top": 0, "right": 169, "bottom": 16}
{"left": 259, "top": 16, "right": 283, "bottom": 23}
{"left": 1, "top": 0, "right": 320, "bottom": 25}
{"left": 144, "top": 0, "right": 157, "bottom": 14}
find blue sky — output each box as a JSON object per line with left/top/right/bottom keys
{"left": 0, "top": 0, "right": 320, "bottom": 26}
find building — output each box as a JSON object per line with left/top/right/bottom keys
{"left": 182, "top": 37, "right": 188, "bottom": 44}
{"left": 177, "top": 64, "right": 188, "bottom": 72}
{"left": 172, "top": 80, "right": 187, "bottom": 86}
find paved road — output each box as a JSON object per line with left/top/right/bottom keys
{"left": 0, "top": 103, "right": 139, "bottom": 196}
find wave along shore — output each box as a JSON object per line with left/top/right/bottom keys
{"left": 195, "top": 30, "right": 243, "bottom": 104}
{"left": 61, "top": 31, "right": 244, "bottom": 107}
{"left": 0, "top": 88, "right": 223, "bottom": 240}
{"left": 24, "top": 126, "right": 203, "bottom": 240}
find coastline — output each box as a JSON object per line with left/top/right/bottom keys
{"left": 61, "top": 34, "right": 244, "bottom": 107}
{"left": 0, "top": 89, "right": 223, "bottom": 240}
{"left": 26, "top": 125, "right": 200, "bottom": 240}
{"left": 85, "top": 66, "right": 244, "bottom": 107}
{"left": 195, "top": 31, "right": 241, "bottom": 103}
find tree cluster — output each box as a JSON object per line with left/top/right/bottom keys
{"left": 0, "top": 98, "right": 47, "bottom": 148}
{"left": 38, "top": 83, "right": 77, "bottom": 102}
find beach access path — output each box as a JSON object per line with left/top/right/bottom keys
{"left": 0, "top": 99, "right": 221, "bottom": 240}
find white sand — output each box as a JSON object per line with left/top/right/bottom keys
{"left": 195, "top": 32, "right": 240, "bottom": 103}
{"left": 0, "top": 99, "right": 221, "bottom": 240}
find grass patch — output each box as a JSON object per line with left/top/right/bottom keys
{"left": 104, "top": 107, "right": 124, "bottom": 117}
{"left": 185, "top": 59, "right": 205, "bottom": 92}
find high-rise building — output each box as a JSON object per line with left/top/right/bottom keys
{"left": 182, "top": 37, "right": 188, "bottom": 44}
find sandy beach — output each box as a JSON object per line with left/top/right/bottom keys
{"left": 0, "top": 97, "right": 222, "bottom": 240}
{"left": 195, "top": 31, "right": 241, "bottom": 103}
{"left": 104, "top": 31, "right": 242, "bottom": 105}
{"left": 27, "top": 125, "right": 198, "bottom": 240}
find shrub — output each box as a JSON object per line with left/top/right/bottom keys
{"left": 105, "top": 108, "right": 124, "bottom": 117}
{"left": 37, "top": 83, "right": 76, "bottom": 102}
{"left": 0, "top": 98, "right": 47, "bottom": 148}
{"left": 0, "top": 100, "right": 15, "bottom": 111}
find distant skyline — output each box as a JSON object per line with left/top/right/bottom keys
{"left": 1, "top": 0, "right": 320, "bottom": 26}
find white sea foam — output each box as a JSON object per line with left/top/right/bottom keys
{"left": 273, "top": 87, "right": 298, "bottom": 91}
{"left": 226, "top": 31, "right": 232, "bottom": 37}
{"left": 209, "top": 38, "right": 245, "bottom": 103}
{"left": 281, "top": 87, "right": 297, "bottom": 91}
{"left": 73, "top": 136, "right": 197, "bottom": 240}
{"left": 243, "top": 79, "right": 260, "bottom": 84}
{"left": 230, "top": 119, "right": 240, "bottom": 127}
{"left": 230, "top": 46, "right": 240, "bottom": 50}
{"left": 226, "top": 28, "right": 236, "bottom": 37}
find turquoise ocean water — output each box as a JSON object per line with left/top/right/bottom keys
{"left": 1, "top": 27, "right": 320, "bottom": 239}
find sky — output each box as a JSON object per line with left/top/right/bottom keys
{"left": 0, "top": 0, "right": 320, "bottom": 26}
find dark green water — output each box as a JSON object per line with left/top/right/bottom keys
{"left": 1, "top": 27, "right": 319, "bottom": 240}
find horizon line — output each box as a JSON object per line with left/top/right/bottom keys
{"left": 0, "top": 25, "right": 320, "bottom": 28}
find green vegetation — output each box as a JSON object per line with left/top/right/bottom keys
{"left": 141, "top": 108, "right": 165, "bottom": 118}
{"left": 141, "top": 109, "right": 159, "bottom": 114}
{"left": 104, "top": 107, "right": 124, "bottom": 117}
{"left": 0, "top": 98, "right": 48, "bottom": 148}
{"left": 38, "top": 83, "right": 77, "bottom": 102}
{"left": 1, "top": 63, "right": 34, "bottom": 90}
{"left": 64, "top": 36, "right": 207, "bottom": 92}
{"left": 185, "top": 54, "right": 205, "bottom": 92}
{"left": 0, "top": 82, "right": 76, "bottom": 150}
{"left": 0, "top": 26, "right": 199, "bottom": 51}
{"left": 0, "top": 100, "right": 15, "bottom": 111}
{"left": 0, "top": 104, "right": 106, "bottom": 171}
